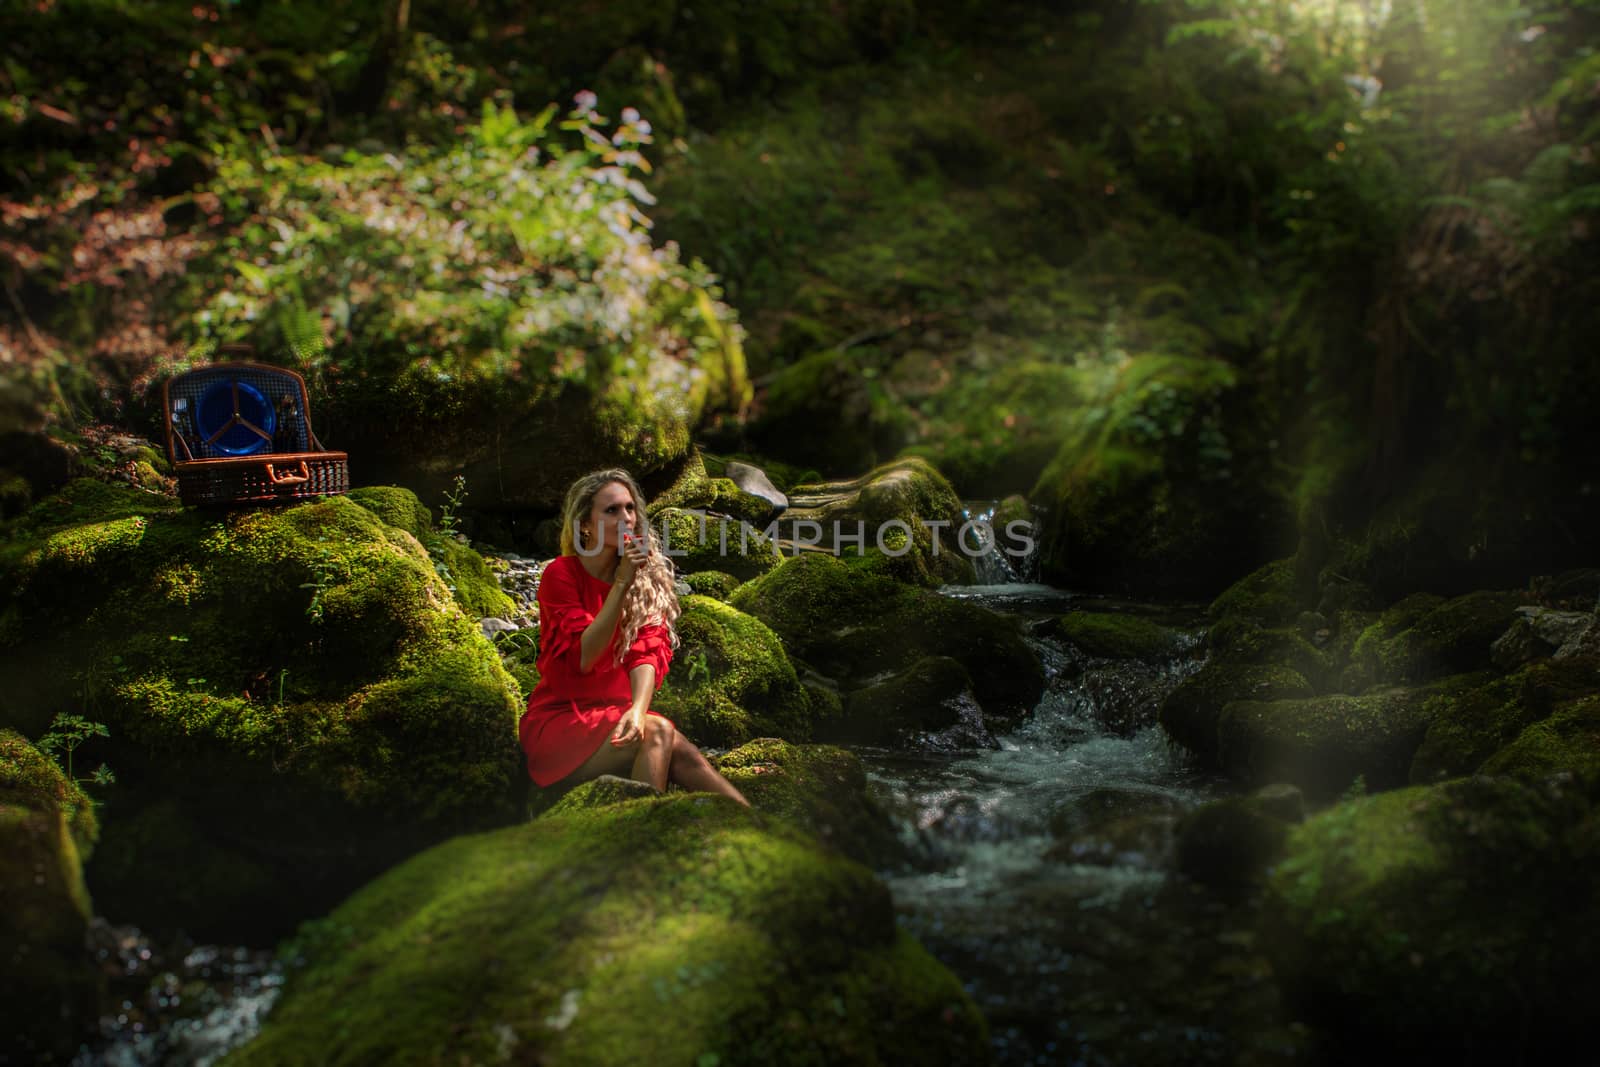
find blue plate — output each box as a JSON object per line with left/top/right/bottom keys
{"left": 195, "top": 379, "right": 277, "bottom": 456}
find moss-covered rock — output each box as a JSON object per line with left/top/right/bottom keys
{"left": 1409, "top": 660, "right": 1600, "bottom": 784}
{"left": 681, "top": 569, "right": 740, "bottom": 600}
{"left": 0, "top": 730, "right": 104, "bottom": 1063}
{"left": 1480, "top": 695, "right": 1600, "bottom": 784}
{"left": 729, "top": 552, "right": 1044, "bottom": 726}
{"left": 650, "top": 447, "right": 785, "bottom": 526}
{"left": 1159, "top": 663, "right": 1314, "bottom": 764}
{"left": 774, "top": 456, "right": 978, "bottom": 587}
{"left": 1205, "top": 617, "right": 1336, "bottom": 689}
{"left": 349, "top": 484, "right": 516, "bottom": 619}
{"left": 653, "top": 595, "right": 814, "bottom": 747}
{"left": 652, "top": 506, "right": 783, "bottom": 581}
{"left": 1053, "top": 610, "right": 1185, "bottom": 661}
{"left": 1263, "top": 775, "right": 1600, "bottom": 1058}
{"left": 1385, "top": 589, "right": 1524, "bottom": 676}
{"left": 1207, "top": 558, "right": 1299, "bottom": 626}
{"left": 346, "top": 484, "right": 435, "bottom": 539}
{"left": 711, "top": 738, "right": 911, "bottom": 868}
{"left": 1342, "top": 590, "right": 1522, "bottom": 690}
{"left": 220, "top": 793, "right": 987, "bottom": 1066}
{"left": 0, "top": 480, "right": 524, "bottom": 943}
{"left": 1215, "top": 677, "right": 1486, "bottom": 801}
{"left": 991, "top": 493, "right": 1033, "bottom": 539}
{"left": 837, "top": 655, "right": 980, "bottom": 745}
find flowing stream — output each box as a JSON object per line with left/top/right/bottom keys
{"left": 853, "top": 503, "right": 1309, "bottom": 1066}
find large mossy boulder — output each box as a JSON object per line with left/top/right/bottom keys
{"left": 1409, "top": 659, "right": 1600, "bottom": 784}
{"left": 0, "top": 729, "right": 103, "bottom": 1063}
{"left": 651, "top": 506, "right": 783, "bottom": 581}
{"left": 1480, "top": 694, "right": 1600, "bottom": 784}
{"left": 220, "top": 792, "right": 988, "bottom": 1066}
{"left": 729, "top": 552, "right": 1044, "bottom": 728}
{"left": 650, "top": 446, "right": 788, "bottom": 527}
{"left": 711, "top": 738, "right": 912, "bottom": 868}
{"left": 772, "top": 456, "right": 978, "bottom": 587}
{"left": 1342, "top": 590, "right": 1523, "bottom": 690}
{"left": 0, "top": 480, "right": 524, "bottom": 943}
{"left": 653, "top": 595, "right": 818, "bottom": 747}
{"left": 1030, "top": 354, "right": 1286, "bottom": 598}
{"left": 838, "top": 655, "right": 986, "bottom": 747}
{"left": 1215, "top": 677, "right": 1485, "bottom": 802}
{"left": 1263, "top": 775, "right": 1600, "bottom": 1058}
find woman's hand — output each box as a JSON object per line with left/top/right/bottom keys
{"left": 609, "top": 707, "right": 645, "bottom": 747}
{"left": 613, "top": 526, "right": 652, "bottom": 589}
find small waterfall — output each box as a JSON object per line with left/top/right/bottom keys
{"left": 956, "top": 499, "right": 1046, "bottom": 586}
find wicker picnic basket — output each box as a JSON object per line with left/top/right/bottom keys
{"left": 161, "top": 361, "right": 349, "bottom": 507}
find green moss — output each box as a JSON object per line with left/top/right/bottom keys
{"left": 1, "top": 482, "right": 524, "bottom": 943}
{"left": 347, "top": 485, "right": 513, "bottom": 618}
{"left": 347, "top": 485, "right": 435, "bottom": 538}
{"left": 654, "top": 596, "right": 812, "bottom": 747}
{"left": 1480, "top": 695, "right": 1600, "bottom": 784}
{"left": 0, "top": 728, "right": 97, "bottom": 856}
{"left": 1159, "top": 663, "right": 1314, "bottom": 764}
{"left": 729, "top": 552, "right": 1043, "bottom": 722}
{"left": 654, "top": 506, "right": 782, "bottom": 581}
{"left": 1030, "top": 354, "right": 1283, "bottom": 598}
{"left": 1055, "top": 610, "right": 1184, "bottom": 661}
{"left": 1216, "top": 676, "right": 1485, "bottom": 801}
{"left": 1262, "top": 776, "right": 1600, "bottom": 1056}
{"left": 1205, "top": 617, "right": 1335, "bottom": 688}
{"left": 837, "top": 655, "right": 975, "bottom": 744}
{"left": 775, "top": 456, "right": 977, "bottom": 588}
{"left": 682, "top": 569, "right": 740, "bottom": 600}
{"left": 424, "top": 533, "right": 517, "bottom": 619}
{"left": 751, "top": 346, "right": 915, "bottom": 475}
{"left": 0, "top": 799, "right": 103, "bottom": 1060}
{"left": 710, "top": 738, "right": 912, "bottom": 868}
{"left": 1208, "top": 558, "right": 1298, "bottom": 625}
{"left": 1409, "top": 660, "right": 1597, "bottom": 784}
{"left": 1344, "top": 591, "right": 1522, "bottom": 689}
{"left": 221, "top": 795, "right": 986, "bottom": 1066}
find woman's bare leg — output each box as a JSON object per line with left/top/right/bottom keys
{"left": 630, "top": 714, "right": 675, "bottom": 793}
{"left": 668, "top": 733, "right": 751, "bottom": 807}
{"left": 555, "top": 727, "right": 639, "bottom": 789}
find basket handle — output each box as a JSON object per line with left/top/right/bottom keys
{"left": 266, "top": 461, "right": 311, "bottom": 486}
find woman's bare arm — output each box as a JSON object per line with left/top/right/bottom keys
{"left": 625, "top": 663, "right": 656, "bottom": 713}
{"left": 578, "top": 580, "right": 629, "bottom": 674}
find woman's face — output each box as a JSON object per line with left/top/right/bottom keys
{"left": 582, "top": 481, "right": 638, "bottom": 555}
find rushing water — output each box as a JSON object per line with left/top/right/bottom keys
{"left": 856, "top": 511, "right": 1311, "bottom": 1065}
{"left": 69, "top": 920, "right": 282, "bottom": 1066}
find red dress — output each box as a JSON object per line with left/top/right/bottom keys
{"left": 518, "top": 553, "right": 676, "bottom": 788}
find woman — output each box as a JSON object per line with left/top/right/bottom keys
{"left": 518, "top": 468, "right": 751, "bottom": 806}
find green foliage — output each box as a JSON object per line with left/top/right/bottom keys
{"left": 436, "top": 474, "right": 468, "bottom": 536}
{"left": 33, "top": 712, "right": 115, "bottom": 801}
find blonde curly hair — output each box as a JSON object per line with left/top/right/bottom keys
{"left": 558, "top": 468, "right": 681, "bottom": 668}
